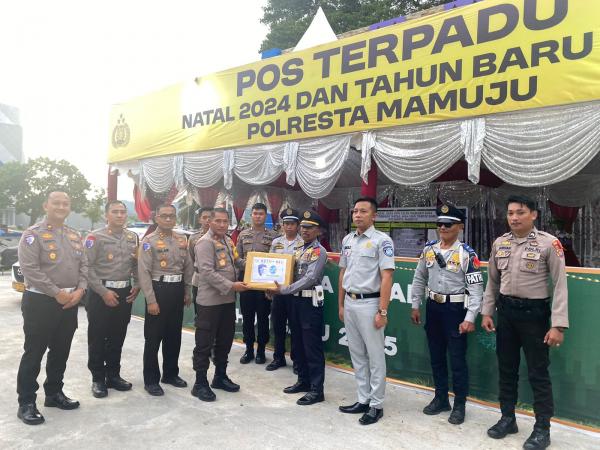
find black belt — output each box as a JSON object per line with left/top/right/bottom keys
{"left": 347, "top": 292, "right": 380, "bottom": 300}
{"left": 499, "top": 294, "right": 549, "bottom": 308}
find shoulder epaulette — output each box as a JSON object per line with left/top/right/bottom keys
{"left": 461, "top": 243, "right": 476, "bottom": 254}
{"left": 425, "top": 240, "right": 438, "bottom": 247}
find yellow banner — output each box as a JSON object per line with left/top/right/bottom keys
{"left": 109, "top": 0, "right": 600, "bottom": 163}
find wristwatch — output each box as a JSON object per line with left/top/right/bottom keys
{"left": 378, "top": 309, "right": 388, "bottom": 317}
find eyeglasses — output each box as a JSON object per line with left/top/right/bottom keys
{"left": 436, "top": 222, "right": 456, "bottom": 228}
{"left": 157, "top": 214, "right": 176, "bottom": 220}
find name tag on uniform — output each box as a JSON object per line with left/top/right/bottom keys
{"left": 466, "top": 272, "right": 483, "bottom": 284}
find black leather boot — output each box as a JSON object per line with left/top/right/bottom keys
{"left": 448, "top": 399, "right": 465, "bottom": 425}
{"left": 423, "top": 396, "right": 451, "bottom": 415}
{"left": 240, "top": 346, "right": 254, "bottom": 364}
{"left": 523, "top": 416, "right": 551, "bottom": 449}
{"left": 191, "top": 374, "right": 216, "bottom": 402}
{"left": 488, "top": 415, "right": 519, "bottom": 439}
{"left": 211, "top": 366, "right": 240, "bottom": 392}
{"left": 255, "top": 345, "right": 266, "bottom": 364}
{"left": 17, "top": 403, "right": 45, "bottom": 425}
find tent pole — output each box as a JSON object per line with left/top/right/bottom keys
{"left": 107, "top": 167, "right": 118, "bottom": 201}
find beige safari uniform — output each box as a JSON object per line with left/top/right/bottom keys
{"left": 84, "top": 227, "right": 139, "bottom": 296}
{"left": 188, "top": 229, "right": 209, "bottom": 287}
{"left": 194, "top": 229, "right": 240, "bottom": 306}
{"left": 236, "top": 227, "right": 280, "bottom": 267}
{"left": 18, "top": 219, "right": 88, "bottom": 296}
{"left": 482, "top": 228, "right": 569, "bottom": 328}
{"left": 138, "top": 230, "right": 194, "bottom": 304}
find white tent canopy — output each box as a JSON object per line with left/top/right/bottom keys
{"left": 112, "top": 100, "right": 600, "bottom": 208}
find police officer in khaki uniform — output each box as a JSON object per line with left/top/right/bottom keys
{"left": 266, "top": 208, "right": 304, "bottom": 371}
{"left": 482, "top": 195, "right": 569, "bottom": 450}
{"left": 268, "top": 210, "right": 328, "bottom": 406}
{"left": 191, "top": 208, "right": 249, "bottom": 402}
{"left": 236, "top": 202, "right": 279, "bottom": 365}
{"left": 138, "top": 204, "right": 194, "bottom": 396}
{"left": 84, "top": 200, "right": 140, "bottom": 398}
{"left": 188, "top": 207, "right": 214, "bottom": 315}
{"left": 16, "top": 191, "right": 87, "bottom": 425}
{"left": 410, "top": 204, "right": 483, "bottom": 425}
{"left": 338, "top": 197, "right": 395, "bottom": 425}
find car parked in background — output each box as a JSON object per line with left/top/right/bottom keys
{"left": 11, "top": 262, "right": 24, "bottom": 293}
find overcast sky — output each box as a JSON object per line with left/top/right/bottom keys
{"left": 0, "top": 0, "right": 268, "bottom": 200}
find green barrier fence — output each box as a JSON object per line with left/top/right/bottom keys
{"left": 132, "top": 259, "right": 600, "bottom": 427}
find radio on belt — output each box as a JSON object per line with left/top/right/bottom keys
{"left": 312, "top": 285, "right": 324, "bottom": 307}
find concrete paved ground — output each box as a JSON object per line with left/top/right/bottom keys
{"left": 1, "top": 274, "right": 598, "bottom": 450}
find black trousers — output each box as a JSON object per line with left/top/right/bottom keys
{"left": 289, "top": 296, "right": 325, "bottom": 393}
{"left": 17, "top": 291, "right": 78, "bottom": 405}
{"left": 425, "top": 299, "right": 468, "bottom": 401}
{"left": 143, "top": 281, "right": 184, "bottom": 385}
{"left": 496, "top": 295, "right": 553, "bottom": 417}
{"left": 192, "top": 302, "right": 236, "bottom": 376}
{"left": 192, "top": 286, "right": 198, "bottom": 317}
{"left": 86, "top": 287, "right": 132, "bottom": 381}
{"left": 240, "top": 290, "right": 271, "bottom": 347}
{"left": 272, "top": 294, "right": 295, "bottom": 361}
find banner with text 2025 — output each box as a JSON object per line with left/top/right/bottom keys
{"left": 108, "top": 0, "right": 600, "bottom": 163}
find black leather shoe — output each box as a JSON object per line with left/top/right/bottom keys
{"left": 240, "top": 350, "right": 254, "bottom": 364}
{"left": 487, "top": 415, "right": 519, "bottom": 439}
{"left": 297, "top": 391, "right": 324, "bottom": 405}
{"left": 91, "top": 381, "right": 108, "bottom": 398}
{"left": 283, "top": 381, "right": 311, "bottom": 394}
{"left": 255, "top": 352, "right": 266, "bottom": 364}
{"left": 423, "top": 396, "right": 451, "bottom": 415}
{"left": 339, "top": 402, "right": 370, "bottom": 414}
{"left": 144, "top": 384, "right": 164, "bottom": 396}
{"left": 44, "top": 392, "right": 80, "bottom": 410}
{"left": 523, "top": 428, "right": 550, "bottom": 449}
{"left": 17, "top": 403, "right": 45, "bottom": 425}
{"left": 211, "top": 375, "right": 240, "bottom": 392}
{"left": 161, "top": 376, "right": 187, "bottom": 388}
{"left": 448, "top": 402, "right": 465, "bottom": 425}
{"left": 359, "top": 407, "right": 384, "bottom": 425}
{"left": 191, "top": 383, "right": 216, "bottom": 402}
{"left": 266, "top": 358, "right": 286, "bottom": 371}
{"left": 106, "top": 376, "right": 132, "bottom": 391}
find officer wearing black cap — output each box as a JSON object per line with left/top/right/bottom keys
{"left": 410, "top": 204, "right": 483, "bottom": 425}
{"left": 268, "top": 210, "right": 327, "bottom": 406}
{"left": 266, "top": 208, "right": 304, "bottom": 371}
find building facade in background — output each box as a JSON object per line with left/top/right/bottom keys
{"left": 0, "top": 103, "right": 23, "bottom": 227}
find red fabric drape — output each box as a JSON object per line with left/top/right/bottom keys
{"left": 198, "top": 187, "right": 219, "bottom": 207}
{"left": 360, "top": 158, "right": 378, "bottom": 198}
{"left": 267, "top": 190, "right": 284, "bottom": 225}
{"left": 549, "top": 201, "right": 581, "bottom": 267}
{"left": 133, "top": 185, "right": 152, "bottom": 222}
{"left": 231, "top": 192, "right": 251, "bottom": 244}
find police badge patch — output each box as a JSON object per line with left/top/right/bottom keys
{"left": 383, "top": 244, "right": 393, "bottom": 257}
{"left": 85, "top": 236, "right": 96, "bottom": 248}
{"left": 25, "top": 234, "right": 35, "bottom": 245}
{"left": 143, "top": 242, "right": 151, "bottom": 252}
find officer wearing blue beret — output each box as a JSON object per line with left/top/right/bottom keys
{"left": 410, "top": 204, "right": 483, "bottom": 425}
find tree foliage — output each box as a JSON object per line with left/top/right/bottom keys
{"left": 260, "top": 0, "right": 453, "bottom": 52}
{"left": 0, "top": 157, "right": 91, "bottom": 225}
{"left": 0, "top": 161, "right": 28, "bottom": 210}
{"left": 83, "top": 187, "right": 106, "bottom": 229}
